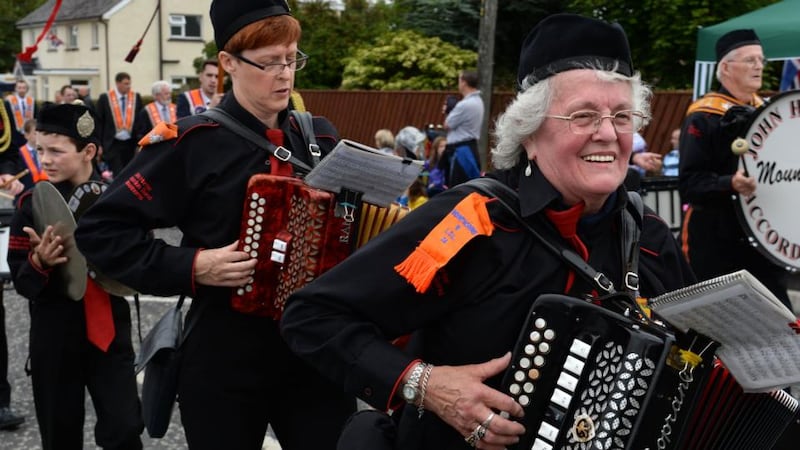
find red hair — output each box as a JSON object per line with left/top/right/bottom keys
{"left": 224, "top": 15, "right": 301, "bottom": 53}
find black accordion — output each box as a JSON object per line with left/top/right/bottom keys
{"left": 501, "top": 294, "right": 800, "bottom": 450}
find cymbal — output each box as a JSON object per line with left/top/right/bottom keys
{"left": 32, "top": 182, "right": 86, "bottom": 301}
{"left": 69, "top": 181, "right": 138, "bottom": 298}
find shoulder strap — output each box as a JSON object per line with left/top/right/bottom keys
{"left": 463, "top": 177, "right": 616, "bottom": 295}
{"left": 289, "top": 110, "right": 321, "bottom": 167}
{"left": 202, "top": 108, "right": 313, "bottom": 173}
{"left": 621, "top": 191, "right": 643, "bottom": 294}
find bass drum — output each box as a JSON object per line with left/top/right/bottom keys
{"left": 735, "top": 89, "right": 800, "bottom": 271}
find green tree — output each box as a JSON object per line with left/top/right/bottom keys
{"left": 0, "top": 0, "right": 48, "bottom": 73}
{"left": 568, "top": 0, "right": 783, "bottom": 89}
{"left": 293, "top": 0, "right": 398, "bottom": 88}
{"left": 341, "top": 29, "right": 477, "bottom": 90}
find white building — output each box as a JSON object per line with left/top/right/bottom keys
{"left": 16, "top": 0, "right": 214, "bottom": 102}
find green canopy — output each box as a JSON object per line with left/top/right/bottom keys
{"left": 693, "top": 0, "right": 800, "bottom": 98}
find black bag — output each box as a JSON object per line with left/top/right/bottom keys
{"left": 135, "top": 295, "right": 204, "bottom": 438}
{"left": 135, "top": 302, "right": 183, "bottom": 438}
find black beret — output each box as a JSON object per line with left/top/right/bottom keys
{"left": 210, "top": 0, "right": 291, "bottom": 50}
{"left": 517, "top": 14, "right": 633, "bottom": 90}
{"left": 716, "top": 29, "right": 761, "bottom": 63}
{"left": 36, "top": 103, "right": 99, "bottom": 144}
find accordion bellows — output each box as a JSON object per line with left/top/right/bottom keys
{"left": 231, "top": 174, "right": 407, "bottom": 319}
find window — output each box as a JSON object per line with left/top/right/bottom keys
{"left": 91, "top": 23, "right": 99, "bottom": 49}
{"left": 171, "top": 76, "right": 198, "bottom": 90}
{"left": 67, "top": 25, "right": 79, "bottom": 49}
{"left": 28, "top": 29, "right": 35, "bottom": 46}
{"left": 169, "top": 14, "right": 202, "bottom": 39}
{"left": 47, "top": 26, "right": 61, "bottom": 50}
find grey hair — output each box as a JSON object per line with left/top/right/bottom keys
{"left": 151, "top": 80, "right": 172, "bottom": 96}
{"left": 491, "top": 65, "right": 652, "bottom": 170}
{"left": 715, "top": 46, "right": 743, "bottom": 82}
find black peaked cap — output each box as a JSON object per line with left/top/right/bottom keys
{"left": 210, "top": 0, "right": 291, "bottom": 50}
{"left": 517, "top": 13, "right": 633, "bottom": 90}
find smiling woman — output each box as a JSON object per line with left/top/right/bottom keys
{"left": 280, "top": 13, "right": 694, "bottom": 450}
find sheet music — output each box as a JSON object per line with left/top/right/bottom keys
{"left": 304, "top": 139, "right": 423, "bottom": 207}
{"left": 650, "top": 270, "right": 800, "bottom": 392}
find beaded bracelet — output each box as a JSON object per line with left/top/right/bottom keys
{"left": 417, "top": 363, "right": 434, "bottom": 418}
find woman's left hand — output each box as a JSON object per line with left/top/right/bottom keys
{"left": 423, "top": 352, "right": 526, "bottom": 449}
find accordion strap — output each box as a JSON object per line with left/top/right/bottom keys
{"left": 464, "top": 177, "right": 641, "bottom": 297}
{"left": 202, "top": 108, "right": 313, "bottom": 173}
{"left": 290, "top": 110, "right": 321, "bottom": 168}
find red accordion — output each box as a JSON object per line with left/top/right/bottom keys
{"left": 231, "top": 174, "right": 407, "bottom": 319}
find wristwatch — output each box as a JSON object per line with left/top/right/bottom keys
{"left": 401, "top": 363, "right": 426, "bottom": 405}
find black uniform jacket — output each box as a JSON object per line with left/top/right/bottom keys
{"left": 280, "top": 163, "right": 695, "bottom": 448}
{"left": 95, "top": 91, "right": 144, "bottom": 152}
{"left": 74, "top": 93, "right": 338, "bottom": 301}
{"left": 679, "top": 87, "right": 763, "bottom": 241}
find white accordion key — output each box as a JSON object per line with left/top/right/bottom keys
{"left": 550, "top": 387, "right": 572, "bottom": 409}
{"left": 557, "top": 371, "right": 579, "bottom": 392}
{"left": 270, "top": 250, "right": 285, "bottom": 263}
{"left": 538, "top": 421, "right": 559, "bottom": 443}
{"left": 534, "top": 318, "right": 547, "bottom": 329}
{"left": 273, "top": 239, "right": 288, "bottom": 252}
{"left": 532, "top": 437, "right": 553, "bottom": 450}
{"left": 563, "top": 355, "right": 585, "bottom": 376}
{"left": 569, "top": 339, "right": 591, "bottom": 359}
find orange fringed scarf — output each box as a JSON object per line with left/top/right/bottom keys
{"left": 395, "top": 192, "right": 494, "bottom": 293}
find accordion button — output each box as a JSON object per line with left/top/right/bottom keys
{"left": 533, "top": 356, "right": 545, "bottom": 367}
{"left": 528, "top": 368, "right": 540, "bottom": 380}
{"left": 524, "top": 344, "right": 535, "bottom": 355}
{"left": 245, "top": 236, "right": 252, "bottom": 244}
{"left": 249, "top": 210, "right": 256, "bottom": 218}
{"left": 543, "top": 329, "right": 555, "bottom": 340}
{"left": 534, "top": 318, "right": 547, "bottom": 329}
{"left": 509, "top": 384, "right": 521, "bottom": 395}
{"left": 243, "top": 245, "right": 251, "bottom": 252}
{"left": 248, "top": 219, "right": 255, "bottom": 227}
{"left": 257, "top": 207, "right": 265, "bottom": 214}
{"left": 236, "top": 288, "right": 244, "bottom": 295}
{"left": 250, "top": 201, "right": 258, "bottom": 209}
{"left": 251, "top": 193, "right": 259, "bottom": 200}
{"left": 246, "top": 228, "right": 254, "bottom": 235}
{"left": 258, "top": 198, "right": 266, "bottom": 205}
{"left": 256, "top": 216, "right": 263, "bottom": 223}
{"left": 529, "top": 331, "right": 542, "bottom": 343}
{"left": 519, "top": 357, "right": 531, "bottom": 369}
{"left": 253, "top": 233, "right": 261, "bottom": 240}
{"left": 252, "top": 242, "right": 259, "bottom": 249}
{"left": 514, "top": 371, "right": 525, "bottom": 382}
{"left": 539, "top": 342, "right": 551, "bottom": 354}
{"left": 523, "top": 382, "right": 534, "bottom": 393}
{"left": 519, "top": 395, "right": 530, "bottom": 406}
{"left": 245, "top": 285, "right": 253, "bottom": 293}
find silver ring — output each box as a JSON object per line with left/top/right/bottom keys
{"left": 481, "top": 412, "right": 495, "bottom": 429}
{"left": 464, "top": 423, "right": 487, "bottom": 447}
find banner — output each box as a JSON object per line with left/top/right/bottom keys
{"left": 780, "top": 59, "right": 800, "bottom": 92}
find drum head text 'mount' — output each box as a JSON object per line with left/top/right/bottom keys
{"left": 737, "top": 90, "right": 800, "bottom": 271}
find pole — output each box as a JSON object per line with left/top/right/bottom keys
{"left": 477, "top": 0, "right": 497, "bottom": 171}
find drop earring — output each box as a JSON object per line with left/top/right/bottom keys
{"left": 524, "top": 160, "right": 532, "bottom": 177}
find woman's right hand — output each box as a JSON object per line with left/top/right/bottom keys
{"left": 194, "top": 240, "right": 257, "bottom": 287}
{"left": 423, "top": 353, "right": 526, "bottom": 449}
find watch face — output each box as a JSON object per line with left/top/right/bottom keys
{"left": 402, "top": 384, "right": 417, "bottom": 401}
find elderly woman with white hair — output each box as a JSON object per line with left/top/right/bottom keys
{"left": 282, "top": 13, "right": 694, "bottom": 450}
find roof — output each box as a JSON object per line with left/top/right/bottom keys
{"left": 16, "top": 0, "right": 126, "bottom": 27}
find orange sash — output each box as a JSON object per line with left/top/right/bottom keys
{"left": 19, "top": 144, "right": 47, "bottom": 182}
{"left": 186, "top": 89, "right": 207, "bottom": 115}
{"left": 109, "top": 90, "right": 135, "bottom": 132}
{"left": 6, "top": 95, "right": 34, "bottom": 131}
{"left": 145, "top": 102, "right": 176, "bottom": 126}
{"left": 686, "top": 92, "right": 765, "bottom": 117}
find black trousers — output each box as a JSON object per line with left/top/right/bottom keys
{"left": 177, "top": 299, "right": 356, "bottom": 450}
{"left": 0, "top": 290, "right": 9, "bottom": 407}
{"left": 104, "top": 139, "right": 137, "bottom": 178}
{"left": 29, "top": 297, "right": 143, "bottom": 450}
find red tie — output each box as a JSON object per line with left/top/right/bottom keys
{"left": 266, "top": 129, "right": 293, "bottom": 176}
{"left": 545, "top": 203, "right": 589, "bottom": 293}
{"left": 84, "top": 277, "right": 115, "bottom": 352}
